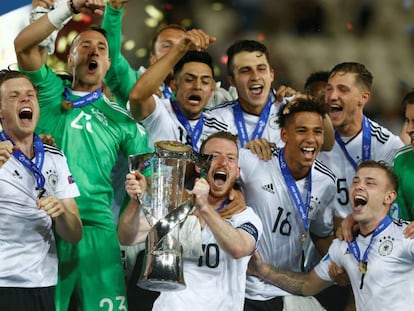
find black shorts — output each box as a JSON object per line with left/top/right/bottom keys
{"left": 0, "top": 286, "right": 55, "bottom": 311}
{"left": 244, "top": 296, "right": 284, "bottom": 311}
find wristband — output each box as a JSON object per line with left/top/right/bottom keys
{"left": 47, "top": 1, "right": 73, "bottom": 29}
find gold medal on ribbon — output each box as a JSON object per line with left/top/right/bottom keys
{"left": 61, "top": 100, "right": 73, "bottom": 111}
{"left": 359, "top": 261, "right": 367, "bottom": 274}
{"left": 301, "top": 232, "right": 307, "bottom": 244}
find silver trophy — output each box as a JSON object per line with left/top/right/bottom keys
{"left": 137, "top": 141, "right": 193, "bottom": 291}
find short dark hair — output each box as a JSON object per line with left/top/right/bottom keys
{"left": 329, "top": 62, "right": 373, "bottom": 90}
{"left": 70, "top": 26, "right": 108, "bottom": 53}
{"left": 304, "top": 71, "right": 330, "bottom": 93}
{"left": 401, "top": 89, "right": 414, "bottom": 108}
{"left": 0, "top": 70, "right": 37, "bottom": 112}
{"left": 357, "top": 160, "right": 398, "bottom": 192}
{"left": 173, "top": 50, "right": 215, "bottom": 79}
{"left": 151, "top": 24, "right": 187, "bottom": 55}
{"left": 277, "top": 96, "right": 327, "bottom": 129}
{"left": 200, "top": 131, "right": 238, "bottom": 155}
{"left": 0, "top": 69, "right": 37, "bottom": 96}
{"left": 226, "top": 40, "right": 270, "bottom": 77}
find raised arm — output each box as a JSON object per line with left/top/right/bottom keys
{"left": 128, "top": 29, "right": 216, "bottom": 121}
{"left": 14, "top": 6, "right": 60, "bottom": 71}
{"left": 102, "top": 0, "right": 138, "bottom": 107}
{"left": 15, "top": 0, "right": 105, "bottom": 71}
{"left": 192, "top": 178, "right": 256, "bottom": 259}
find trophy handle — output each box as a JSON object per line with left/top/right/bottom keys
{"left": 151, "top": 197, "right": 195, "bottom": 248}
{"left": 138, "top": 197, "right": 195, "bottom": 291}
{"left": 191, "top": 153, "right": 213, "bottom": 179}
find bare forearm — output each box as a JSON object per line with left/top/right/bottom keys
{"left": 55, "top": 208, "right": 82, "bottom": 244}
{"left": 260, "top": 264, "right": 330, "bottom": 297}
{"left": 118, "top": 201, "right": 149, "bottom": 245}
{"left": 261, "top": 263, "right": 309, "bottom": 296}
{"left": 15, "top": 11, "right": 62, "bottom": 70}
{"left": 199, "top": 206, "right": 254, "bottom": 259}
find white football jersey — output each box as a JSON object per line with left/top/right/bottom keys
{"left": 239, "top": 148, "right": 337, "bottom": 300}
{"left": 206, "top": 94, "right": 285, "bottom": 148}
{"left": 152, "top": 207, "right": 263, "bottom": 311}
{"left": 318, "top": 118, "right": 404, "bottom": 218}
{"left": 140, "top": 94, "right": 228, "bottom": 150}
{"left": 315, "top": 220, "right": 414, "bottom": 311}
{"left": 0, "top": 144, "right": 80, "bottom": 287}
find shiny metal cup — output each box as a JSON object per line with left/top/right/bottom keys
{"left": 137, "top": 141, "right": 191, "bottom": 291}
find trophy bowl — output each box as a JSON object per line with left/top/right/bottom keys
{"left": 137, "top": 141, "right": 194, "bottom": 291}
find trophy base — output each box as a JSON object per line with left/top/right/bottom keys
{"left": 137, "top": 279, "right": 186, "bottom": 291}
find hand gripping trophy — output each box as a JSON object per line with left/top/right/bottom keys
{"left": 128, "top": 141, "right": 212, "bottom": 291}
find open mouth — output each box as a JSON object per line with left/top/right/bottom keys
{"left": 88, "top": 61, "right": 98, "bottom": 70}
{"left": 188, "top": 94, "right": 201, "bottom": 104}
{"left": 301, "top": 147, "right": 315, "bottom": 156}
{"left": 213, "top": 171, "right": 227, "bottom": 186}
{"left": 19, "top": 108, "right": 33, "bottom": 120}
{"left": 330, "top": 104, "right": 343, "bottom": 112}
{"left": 354, "top": 195, "right": 367, "bottom": 207}
{"left": 249, "top": 85, "right": 263, "bottom": 96}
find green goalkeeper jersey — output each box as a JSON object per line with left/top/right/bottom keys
{"left": 392, "top": 144, "right": 414, "bottom": 220}
{"left": 23, "top": 64, "right": 151, "bottom": 230}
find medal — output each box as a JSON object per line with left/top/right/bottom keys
{"left": 301, "top": 232, "right": 307, "bottom": 244}
{"left": 62, "top": 87, "right": 103, "bottom": 111}
{"left": 359, "top": 261, "right": 367, "bottom": 274}
{"left": 61, "top": 100, "right": 73, "bottom": 111}
{"left": 36, "top": 188, "right": 46, "bottom": 199}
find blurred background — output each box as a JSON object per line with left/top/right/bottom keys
{"left": 1, "top": 0, "right": 414, "bottom": 133}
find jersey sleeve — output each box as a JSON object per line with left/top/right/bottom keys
{"left": 120, "top": 122, "right": 153, "bottom": 177}
{"left": 309, "top": 179, "right": 336, "bottom": 237}
{"left": 102, "top": 3, "right": 140, "bottom": 107}
{"left": 49, "top": 149, "right": 80, "bottom": 199}
{"left": 380, "top": 133, "right": 404, "bottom": 165}
{"left": 234, "top": 207, "right": 263, "bottom": 247}
{"left": 21, "top": 64, "right": 64, "bottom": 111}
{"left": 238, "top": 149, "right": 257, "bottom": 181}
{"left": 21, "top": 65, "right": 66, "bottom": 137}
{"left": 313, "top": 239, "right": 342, "bottom": 281}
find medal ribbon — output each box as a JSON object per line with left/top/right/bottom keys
{"left": 64, "top": 87, "right": 103, "bottom": 108}
{"left": 171, "top": 98, "right": 204, "bottom": 152}
{"left": 335, "top": 115, "right": 371, "bottom": 170}
{"left": 347, "top": 215, "right": 392, "bottom": 272}
{"left": 162, "top": 85, "right": 174, "bottom": 100}
{"left": 233, "top": 91, "right": 275, "bottom": 147}
{"left": 215, "top": 199, "right": 230, "bottom": 212}
{"left": 278, "top": 148, "right": 312, "bottom": 233}
{"left": 0, "top": 131, "right": 46, "bottom": 196}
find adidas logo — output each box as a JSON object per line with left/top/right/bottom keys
{"left": 262, "top": 183, "right": 275, "bottom": 194}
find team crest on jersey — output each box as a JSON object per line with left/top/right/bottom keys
{"left": 269, "top": 115, "right": 279, "bottom": 129}
{"left": 378, "top": 236, "right": 394, "bottom": 256}
{"left": 91, "top": 108, "right": 108, "bottom": 126}
{"left": 46, "top": 169, "right": 58, "bottom": 190}
{"left": 308, "top": 199, "right": 318, "bottom": 218}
